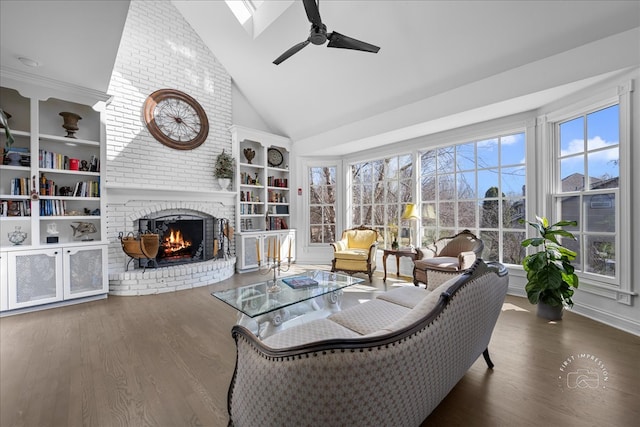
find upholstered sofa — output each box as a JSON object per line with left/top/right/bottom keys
{"left": 227, "top": 260, "right": 508, "bottom": 426}
{"left": 414, "top": 229, "right": 484, "bottom": 289}
{"left": 330, "top": 225, "right": 379, "bottom": 282}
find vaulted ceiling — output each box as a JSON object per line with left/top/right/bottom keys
{"left": 2, "top": 1, "right": 639, "bottom": 156}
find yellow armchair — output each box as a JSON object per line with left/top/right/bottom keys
{"left": 330, "top": 225, "right": 379, "bottom": 282}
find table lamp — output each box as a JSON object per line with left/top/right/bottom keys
{"left": 401, "top": 203, "right": 420, "bottom": 249}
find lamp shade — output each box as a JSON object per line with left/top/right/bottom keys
{"left": 402, "top": 203, "right": 419, "bottom": 220}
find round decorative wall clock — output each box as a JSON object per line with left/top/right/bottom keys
{"left": 143, "top": 89, "right": 209, "bottom": 150}
{"left": 267, "top": 147, "right": 284, "bottom": 167}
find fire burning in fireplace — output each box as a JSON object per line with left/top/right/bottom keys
{"left": 162, "top": 228, "right": 192, "bottom": 256}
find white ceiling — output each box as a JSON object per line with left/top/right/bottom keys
{"left": 2, "top": 1, "right": 639, "bottom": 156}
{"left": 0, "top": 0, "right": 130, "bottom": 94}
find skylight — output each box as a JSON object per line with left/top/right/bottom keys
{"left": 225, "top": 0, "right": 293, "bottom": 39}
{"left": 225, "top": 0, "right": 264, "bottom": 25}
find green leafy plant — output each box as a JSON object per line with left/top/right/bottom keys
{"left": 214, "top": 149, "right": 234, "bottom": 179}
{"left": 520, "top": 216, "right": 579, "bottom": 307}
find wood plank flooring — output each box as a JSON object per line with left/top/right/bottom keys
{"left": 1, "top": 265, "right": 638, "bottom": 426}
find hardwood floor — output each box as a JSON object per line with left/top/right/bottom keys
{"left": 1, "top": 265, "right": 638, "bottom": 427}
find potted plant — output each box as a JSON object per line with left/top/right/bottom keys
{"left": 1, "top": 108, "right": 16, "bottom": 165}
{"left": 214, "top": 149, "right": 234, "bottom": 190}
{"left": 520, "top": 215, "right": 579, "bottom": 320}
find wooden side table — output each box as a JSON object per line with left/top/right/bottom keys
{"left": 382, "top": 248, "right": 418, "bottom": 282}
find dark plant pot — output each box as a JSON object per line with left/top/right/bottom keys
{"left": 537, "top": 302, "right": 564, "bottom": 320}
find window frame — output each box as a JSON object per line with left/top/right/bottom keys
{"left": 308, "top": 164, "right": 338, "bottom": 245}
{"left": 417, "top": 130, "right": 527, "bottom": 265}
{"left": 542, "top": 81, "right": 632, "bottom": 305}
{"left": 349, "top": 154, "right": 413, "bottom": 248}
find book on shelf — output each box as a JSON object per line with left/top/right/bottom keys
{"left": 282, "top": 276, "right": 319, "bottom": 289}
{"left": 40, "top": 199, "right": 66, "bottom": 216}
{"left": 10, "top": 177, "right": 31, "bottom": 195}
{"left": 1, "top": 200, "right": 30, "bottom": 217}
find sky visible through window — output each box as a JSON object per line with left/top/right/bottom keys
{"left": 560, "top": 104, "right": 619, "bottom": 185}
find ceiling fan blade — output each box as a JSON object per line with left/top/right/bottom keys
{"left": 302, "top": 0, "right": 322, "bottom": 26}
{"left": 273, "top": 39, "right": 311, "bottom": 65}
{"left": 327, "top": 31, "right": 380, "bottom": 53}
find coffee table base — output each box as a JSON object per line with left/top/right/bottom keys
{"left": 238, "top": 290, "right": 344, "bottom": 339}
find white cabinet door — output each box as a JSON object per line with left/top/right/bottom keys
{"left": 236, "top": 230, "right": 296, "bottom": 273}
{"left": 63, "top": 244, "right": 108, "bottom": 299}
{"left": 8, "top": 248, "right": 64, "bottom": 309}
{"left": 0, "top": 252, "right": 8, "bottom": 311}
{"left": 237, "top": 233, "right": 262, "bottom": 271}
{"left": 275, "top": 230, "right": 296, "bottom": 263}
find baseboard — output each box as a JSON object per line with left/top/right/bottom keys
{"left": 570, "top": 301, "right": 640, "bottom": 337}
{"left": 0, "top": 294, "right": 108, "bottom": 317}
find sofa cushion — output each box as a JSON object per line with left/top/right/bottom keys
{"left": 378, "top": 276, "right": 459, "bottom": 333}
{"left": 415, "top": 256, "right": 460, "bottom": 271}
{"left": 376, "top": 285, "right": 429, "bottom": 308}
{"left": 333, "top": 248, "right": 369, "bottom": 260}
{"left": 262, "top": 318, "right": 361, "bottom": 349}
{"left": 328, "top": 299, "right": 410, "bottom": 335}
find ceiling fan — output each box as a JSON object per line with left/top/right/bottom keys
{"left": 273, "top": 0, "right": 380, "bottom": 65}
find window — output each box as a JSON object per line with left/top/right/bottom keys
{"left": 309, "top": 166, "right": 337, "bottom": 244}
{"left": 351, "top": 155, "right": 412, "bottom": 247}
{"left": 225, "top": 0, "right": 263, "bottom": 25}
{"left": 419, "top": 132, "right": 526, "bottom": 264}
{"left": 554, "top": 104, "right": 619, "bottom": 281}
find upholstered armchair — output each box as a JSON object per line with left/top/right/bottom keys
{"left": 330, "top": 225, "right": 379, "bottom": 282}
{"left": 413, "top": 229, "right": 484, "bottom": 289}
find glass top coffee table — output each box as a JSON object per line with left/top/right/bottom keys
{"left": 212, "top": 270, "right": 364, "bottom": 338}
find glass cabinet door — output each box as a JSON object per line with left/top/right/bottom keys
{"left": 8, "top": 249, "right": 63, "bottom": 309}
{"left": 242, "top": 235, "right": 260, "bottom": 269}
{"left": 63, "top": 245, "right": 108, "bottom": 298}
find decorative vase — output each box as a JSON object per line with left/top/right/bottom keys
{"left": 218, "top": 178, "right": 231, "bottom": 191}
{"left": 5, "top": 151, "right": 22, "bottom": 166}
{"left": 537, "top": 302, "right": 564, "bottom": 320}
{"left": 243, "top": 148, "right": 255, "bottom": 164}
{"left": 59, "top": 111, "right": 82, "bottom": 138}
{"left": 8, "top": 226, "right": 27, "bottom": 245}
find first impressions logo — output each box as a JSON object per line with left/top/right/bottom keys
{"left": 558, "top": 353, "right": 609, "bottom": 390}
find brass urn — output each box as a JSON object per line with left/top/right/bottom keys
{"left": 243, "top": 148, "right": 255, "bottom": 164}
{"left": 59, "top": 111, "right": 82, "bottom": 138}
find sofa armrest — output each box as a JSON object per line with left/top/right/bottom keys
{"left": 331, "top": 239, "right": 348, "bottom": 252}
{"left": 417, "top": 245, "right": 437, "bottom": 260}
{"left": 368, "top": 243, "right": 378, "bottom": 261}
{"left": 458, "top": 250, "right": 478, "bottom": 270}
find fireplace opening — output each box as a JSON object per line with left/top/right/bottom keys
{"left": 159, "top": 219, "right": 202, "bottom": 263}
{"left": 137, "top": 212, "right": 226, "bottom": 268}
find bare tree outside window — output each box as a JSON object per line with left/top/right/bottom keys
{"left": 351, "top": 155, "right": 413, "bottom": 248}
{"left": 309, "top": 166, "right": 336, "bottom": 244}
{"left": 419, "top": 132, "right": 526, "bottom": 265}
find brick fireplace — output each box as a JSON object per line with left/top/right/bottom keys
{"left": 106, "top": 192, "right": 236, "bottom": 296}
